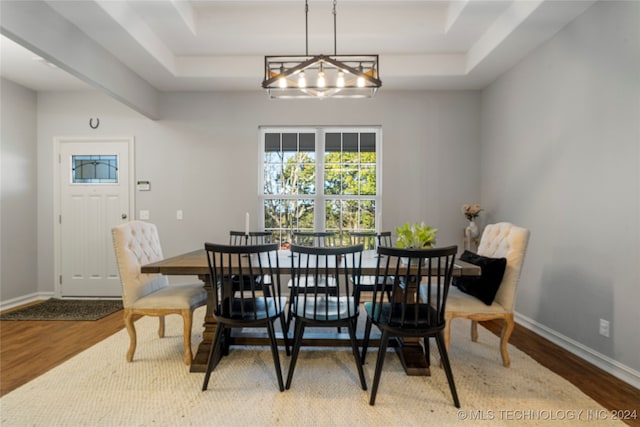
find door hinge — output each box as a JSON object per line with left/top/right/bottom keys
{"left": 58, "top": 154, "right": 61, "bottom": 163}
{"left": 59, "top": 215, "right": 62, "bottom": 224}
{"left": 59, "top": 275, "right": 62, "bottom": 285}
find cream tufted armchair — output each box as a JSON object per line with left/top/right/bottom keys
{"left": 112, "top": 221, "right": 207, "bottom": 365}
{"left": 443, "top": 222, "right": 529, "bottom": 367}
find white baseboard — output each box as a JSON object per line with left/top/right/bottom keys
{"left": 515, "top": 312, "right": 640, "bottom": 390}
{"left": 0, "top": 292, "right": 54, "bottom": 312}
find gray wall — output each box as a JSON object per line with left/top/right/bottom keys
{"left": 34, "top": 89, "right": 480, "bottom": 286}
{"left": 480, "top": 1, "right": 640, "bottom": 377}
{"left": 0, "top": 78, "right": 38, "bottom": 302}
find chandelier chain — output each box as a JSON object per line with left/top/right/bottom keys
{"left": 305, "top": 0, "right": 309, "bottom": 56}
{"left": 333, "top": 0, "right": 337, "bottom": 56}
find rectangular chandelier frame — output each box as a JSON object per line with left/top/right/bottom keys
{"left": 262, "top": 54, "right": 381, "bottom": 99}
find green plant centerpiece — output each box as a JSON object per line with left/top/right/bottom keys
{"left": 395, "top": 222, "right": 438, "bottom": 249}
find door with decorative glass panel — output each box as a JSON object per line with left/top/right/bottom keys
{"left": 58, "top": 138, "right": 133, "bottom": 297}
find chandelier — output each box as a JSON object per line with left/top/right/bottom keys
{"left": 262, "top": 0, "right": 381, "bottom": 99}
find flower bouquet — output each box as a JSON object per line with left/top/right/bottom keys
{"left": 462, "top": 204, "right": 482, "bottom": 221}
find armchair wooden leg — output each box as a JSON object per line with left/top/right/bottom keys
{"left": 443, "top": 318, "right": 452, "bottom": 354}
{"left": 158, "top": 315, "right": 165, "bottom": 338}
{"left": 471, "top": 320, "right": 478, "bottom": 342}
{"left": 124, "top": 309, "right": 137, "bottom": 362}
{"left": 500, "top": 315, "right": 514, "bottom": 368}
{"left": 182, "top": 309, "right": 193, "bottom": 365}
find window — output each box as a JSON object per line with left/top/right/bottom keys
{"left": 260, "top": 127, "right": 380, "bottom": 244}
{"left": 71, "top": 155, "right": 118, "bottom": 184}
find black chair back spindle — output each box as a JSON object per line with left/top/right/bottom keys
{"left": 229, "top": 230, "right": 248, "bottom": 246}
{"left": 376, "top": 231, "right": 393, "bottom": 248}
{"left": 292, "top": 231, "right": 337, "bottom": 247}
{"left": 349, "top": 231, "right": 377, "bottom": 250}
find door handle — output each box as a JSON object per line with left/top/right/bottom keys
{"left": 121, "top": 213, "right": 128, "bottom": 220}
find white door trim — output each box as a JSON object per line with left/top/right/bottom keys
{"left": 53, "top": 136, "right": 135, "bottom": 297}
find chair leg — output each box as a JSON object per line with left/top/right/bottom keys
{"left": 181, "top": 309, "right": 193, "bottom": 365}
{"left": 285, "top": 304, "right": 293, "bottom": 336}
{"left": 444, "top": 316, "right": 454, "bottom": 346}
{"left": 285, "top": 320, "right": 305, "bottom": 390}
{"left": 347, "top": 321, "right": 367, "bottom": 390}
{"left": 435, "top": 332, "right": 460, "bottom": 408}
{"left": 124, "top": 309, "right": 137, "bottom": 362}
{"left": 222, "top": 328, "right": 231, "bottom": 356}
{"left": 279, "top": 313, "right": 290, "bottom": 356}
{"left": 158, "top": 315, "right": 165, "bottom": 338}
{"left": 500, "top": 315, "right": 514, "bottom": 368}
{"left": 361, "top": 317, "right": 373, "bottom": 364}
{"left": 424, "top": 337, "right": 430, "bottom": 367}
{"left": 266, "top": 320, "right": 285, "bottom": 392}
{"left": 471, "top": 320, "right": 478, "bottom": 342}
{"left": 202, "top": 323, "right": 225, "bottom": 391}
{"left": 369, "top": 330, "right": 389, "bottom": 406}
{"left": 442, "top": 318, "right": 452, "bottom": 367}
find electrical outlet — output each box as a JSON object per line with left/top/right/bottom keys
{"left": 599, "top": 319, "right": 610, "bottom": 337}
{"left": 139, "top": 210, "right": 149, "bottom": 220}
{"left": 176, "top": 210, "right": 183, "bottom": 220}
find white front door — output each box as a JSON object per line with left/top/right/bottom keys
{"left": 57, "top": 138, "right": 134, "bottom": 297}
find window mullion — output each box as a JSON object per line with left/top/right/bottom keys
{"left": 315, "top": 128, "right": 325, "bottom": 231}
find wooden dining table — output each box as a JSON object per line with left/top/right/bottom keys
{"left": 141, "top": 248, "right": 481, "bottom": 375}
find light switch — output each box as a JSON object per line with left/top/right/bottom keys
{"left": 139, "top": 210, "right": 150, "bottom": 220}
{"left": 177, "top": 210, "right": 183, "bottom": 220}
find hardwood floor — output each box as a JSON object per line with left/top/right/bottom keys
{"left": 480, "top": 320, "right": 639, "bottom": 427}
{"left": 0, "top": 305, "right": 124, "bottom": 396}
{"left": 1, "top": 305, "right": 638, "bottom": 426}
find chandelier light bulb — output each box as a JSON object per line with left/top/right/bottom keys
{"left": 336, "top": 71, "right": 345, "bottom": 88}
{"left": 278, "top": 65, "right": 287, "bottom": 88}
{"left": 298, "top": 71, "right": 306, "bottom": 88}
{"left": 317, "top": 65, "right": 326, "bottom": 88}
{"left": 357, "top": 64, "right": 366, "bottom": 88}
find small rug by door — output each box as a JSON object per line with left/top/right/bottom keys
{"left": 0, "top": 298, "right": 123, "bottom": 321}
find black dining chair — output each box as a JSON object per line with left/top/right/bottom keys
{"left": 286, "top": 231, "right": 342, "bottom": 335}
{"left": 202, "top": 242, "right": 289, "bottom": 392}
{"left": 361, "top": 245, "right": 460, "bottom": 407}
{"left": 285, "top": 243, "right": 367, "bottom": 391}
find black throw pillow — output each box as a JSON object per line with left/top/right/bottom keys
{"left": 452, "top": 250, "right": 507, "bottom": 305}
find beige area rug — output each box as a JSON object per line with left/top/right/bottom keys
{"left": 0, "top": 307, "right": 622, "bottom": 426}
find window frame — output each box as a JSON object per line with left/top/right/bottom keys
{"left": 258, "top": 126, "right": 382, "bottom": 239}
